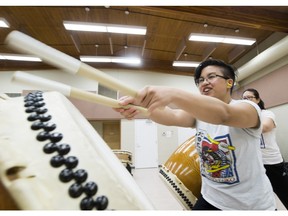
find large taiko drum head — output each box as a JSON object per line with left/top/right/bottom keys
{"left": 0, "top": 91, "right": 154, "bottom": 210}
{"left": 159, "top": 135, "right": 201, "bottom": 210}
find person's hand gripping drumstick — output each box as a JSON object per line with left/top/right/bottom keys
{"left": 114, "top": 86, "right": 171, "bottom": 120}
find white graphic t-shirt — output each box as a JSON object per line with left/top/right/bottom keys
{"left": 195, "top": 100, "right": 276, "bottom": 210}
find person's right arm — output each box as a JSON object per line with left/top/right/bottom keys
{"left": 114, "top": 86, "right": 259, "bottom": 129}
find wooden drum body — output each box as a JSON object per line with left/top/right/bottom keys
{"left": 159, "top": 136, "right": 201, "bottom": 210}
{"left": 112, "top": 150, "right": 132, "bottom": 166}
{"left": 0, "top": 91, "right": 154, "bottom": 210}
{"left": 112, "top": 150, "right": 133, "bottom": 174}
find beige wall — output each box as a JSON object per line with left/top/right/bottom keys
{"left": 270, "top": 104, "right": 288, "bottom": 161}
{"left": 234, "top": 63, "right": 288, "bottom": 108}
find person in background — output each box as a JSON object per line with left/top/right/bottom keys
{"left": 114, "top": 59, "right": 276, "bottom": 210}
{"left": 242, "top": 88, "right": 288, "bottom": 209}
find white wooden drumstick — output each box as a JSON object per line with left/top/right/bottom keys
{"left": 5, "top": 31, "right": 138, "bottom": 97}
{"left": 12, "top": 71, "right": 149, "bottom": 115}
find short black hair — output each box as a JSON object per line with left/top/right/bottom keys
{"left": 194, "top": 59, "right": 238, "bottom": 91}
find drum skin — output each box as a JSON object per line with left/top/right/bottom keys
{"left": 159, "top": 136, "right": 201, "bottom": 210}
{"left": 0, "top": 91, "right": 154, "bottom": 210}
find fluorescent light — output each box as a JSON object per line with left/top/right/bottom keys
{"left": 0, "top": 18, "right": 10, "bottom": 28}
{"left": 107, "top": 26, "right": 146, "bottom": 35}
{"left": 0, "top": 53, "right": 42, "bottom": 62}
{"left": 189, "top": 33, "right": 256, "bottom": 45}
{"left": 173, "top": 61, "right": 200, "bottom": 68}
{"left": 111, "top": 57, "right": 141, "bottom": 64}
{"left": 223, "top": 38, "right": 255, "bottom": 45}
{"left": 80, "top": 56, "right": 111, "bottom": 63}
{"left": 64, "top": 22, "right": 107, "bottom": 32}
{"left": 80, "top": 56, "right": 141, "bottom": 65}
{"left": 63, "top": 21, "right": 146, "bottom": 35}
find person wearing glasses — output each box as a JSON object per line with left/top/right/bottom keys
{"left": 242, "top": 88, "right": 288, "bottom": 209}
{"left": 114, "top": 59, "right": 275, "bottom": 210}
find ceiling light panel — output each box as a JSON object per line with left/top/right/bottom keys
{"left": 63, "top": 21, "right": 147, "bottom": 35}
{"left": 172, "top": 61, "right": 200, "bottom": 68}
{"left": 64, "top": 22, "right": 107, "bottom": 32}
{"left": 80, "top": 56, "right": 141, "bottom": 65}
{"left": 189, "top": 33, "right": 256, "bottom": 46}
{"left": 0, "top": 18, "right": 10, "bottom": 28}
{"left": 0, "top": 53, "right": 41, "bottom": 62}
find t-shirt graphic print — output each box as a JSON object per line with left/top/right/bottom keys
{"left": 196, "top": 130, "right": 239, "bottom": 184}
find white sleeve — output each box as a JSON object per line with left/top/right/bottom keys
{"left": 262, "top": 110, "right": 276, "bottom": 127}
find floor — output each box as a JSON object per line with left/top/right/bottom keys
{"left": 133, "top": 167, "right": 184, "bottom": 210}
{"left": 132, "top": 167, "right": 287, "bottom": 211}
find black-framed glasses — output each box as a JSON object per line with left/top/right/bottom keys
{"left": 196, "top": 74, "right": 229, "bottom": 86}
{"left": 242, "top": 96, "right": 256, "bottom": 100}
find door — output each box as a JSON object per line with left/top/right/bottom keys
{"left": 134, "top": 119, "right": 158, "bottom": 168}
